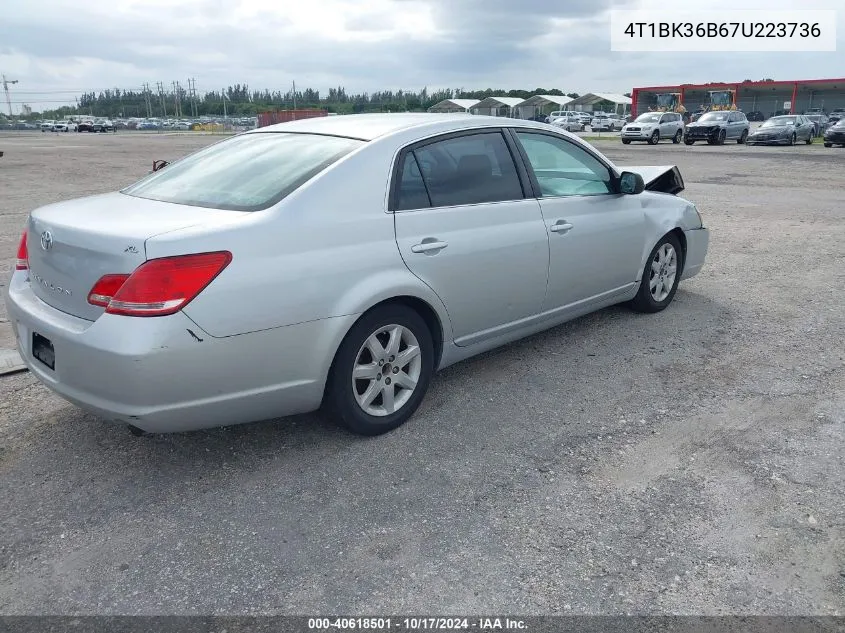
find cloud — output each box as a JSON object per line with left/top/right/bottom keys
{"left": 0, "top": 0, "right": 842, "bottom": 113}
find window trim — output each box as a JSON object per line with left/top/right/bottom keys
{"left": 387, "top": 127, "right": 531, "bottom": 213}
{"left": 505, "top": 127, "right": 620, "bottom": 200}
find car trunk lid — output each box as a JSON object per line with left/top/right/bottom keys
{"left": 26, "top": 192, "right": 247, "bottom": 321}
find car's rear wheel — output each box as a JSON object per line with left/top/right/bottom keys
{"left": 648, "top": 130, "right": 660, "bottom": 145}
{"left": 324, "top": 304, "right": 434, "bottom": 436}
{"left": 673, "top": 130, "right": 682, "bottom": 144}
{"left": 790, "top": 133, "right": 796, "bottom": 146}
{"left": 630, "top": 233, "right": 683, "bottom": 313}
{"left": 738, "top": 130, "right": 747, "bottom": 144}
{"left": 805, "top": 135, "right": 812, "bottom": 145}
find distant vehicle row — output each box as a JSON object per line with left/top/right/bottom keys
{"left": 39, "top": 119, "right": 114, "bottom": 132}
{"left": 616, "top": 110, "right": 841, "bottom": 147}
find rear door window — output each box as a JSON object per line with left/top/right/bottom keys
{"left": 410, "top": 132, "right": 524, "bottom": 208}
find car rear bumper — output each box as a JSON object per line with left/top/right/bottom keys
{"left": 4, "top": 272, "right": 357, "bottom": 433}
{"left": 681, "top": 227, "right": 709, "bottom": 281}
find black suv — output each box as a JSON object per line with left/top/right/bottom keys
{"left": 684, "top": 110, "right": 750, "bottom": 145}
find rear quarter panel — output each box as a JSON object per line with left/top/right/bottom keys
{"left": 145, "top": 141, "right": 453, "bottom": 341}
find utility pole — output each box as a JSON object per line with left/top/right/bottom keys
{"left": 172, "top": 81, "right": 180, "bottom": 118}
{"left": 142, "top": 83, "right": 152, "bottom": 118}
{"left": 2, "top": 74, "right": 19, "bottom": 117}
{"left": 222, "top": 88, "right": 228, "bottom": 119}
{"left": 187, "top": 78, "right": 198, "bottom": 117}
{"left": 156, "top": 82, "right": 167, "bottom": 117}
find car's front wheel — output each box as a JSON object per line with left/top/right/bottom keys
{"left": 630, "top": 233, "right": 683, "bottom": 313}
{"left": 324, "top": 304, "right": 434, "bottom": 436}
{"left": 738, "top": 130, "right": 747, "bottom": 144}
{"left": 621, "top": 139, "right": 631, "bottom": 144}
{"left": 790, "top": 133, "right": 796, "bottom": 145}
{"left": 673, "top": 130, "right": 682, "bottom": 144}
{"left": 648, "top": 130, "right": 660, "bottom": 145}
{"left": 684, "top": 138, "right": 695, "bottom": 145}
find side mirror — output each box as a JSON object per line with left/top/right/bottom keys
{"left": 619, "top": 171, "right": 645, "bottom": 195}
{"left": 152, "top": 159, "right": 169, "bottom": 172}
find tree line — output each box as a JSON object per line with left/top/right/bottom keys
{"left": 29, "top": 85, "right": 582, "bottom": 119}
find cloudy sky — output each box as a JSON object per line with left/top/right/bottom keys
{"left": 0, "top": 0, "right": 842, "bottom": 112}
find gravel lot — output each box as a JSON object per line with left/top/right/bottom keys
{"left": 0, "top": 131, "right": 843, "bottom": 616}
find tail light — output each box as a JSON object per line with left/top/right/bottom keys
{"left": 87, "top": 251, "right": 232, "bottom": 317}
{"left": 15, "top": 231, "right": 28, "bottom": 270}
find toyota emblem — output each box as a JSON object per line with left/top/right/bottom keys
{"left": 40, "top": 230, "right": 53, "bottom": 251}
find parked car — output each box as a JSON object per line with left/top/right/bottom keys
{"left": 745, "top": 115, "right": 814, "bottom": 146}
{"left": 804, "top": 114, "right": 830, "bottom": 137}
{"left": 77, "top": 120, "right": 95, "bottom": 132}
{"left": 40, "top": 120, "right": 55, "bottom": 132}
{"left": 92, "top": 119, "right": 115, "bottom": 133}
{"left": 52, "top": 121, "right": 78, "bottom": 132}
{"left": 823, "top": 119, "right": 845, "bottom": 147}
{"left": 5, "top": 113, "right": 709, "bottom": 436}
{"left": 683, "top": 110, "right": 749, "bottom": 145}
{"left": 621, "top": 111, "right": 684, "bottom": 144}
{"left": 746, "top": 111, "right": 766, "bottom": 122}
{"left": 547, "top": 110, "right": 577, "bottom": 123}
{"left": 591, "top": 113, "right": 625, "bottom": 131}
{"left": 550, "top": 114, "right": 584, "bottom": 132}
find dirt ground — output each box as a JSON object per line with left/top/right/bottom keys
{"left": 0, "top": 131, "right": 843, "bottom": 615}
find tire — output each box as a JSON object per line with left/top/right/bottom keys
{"left": 629, "top": 233, "right": 684, "bottom": 313}
{"left": 673, "top": 130, "right": 682, "bottom": 144}
{"left": 790, "top": 133, "right": 796, "bottom": 146}
{"left": 684, "top": 138, "right": 695, "bottom": 145}
{"left": 737, "top": 130, "right": 747, "bottom": 144}
{"left": 717, "top": 129, "right": 726, "bottom": 145}
{"left": 805, "top": 135, "right": 812, "bottom": 145}
{"left": 824, "top": 142, "right": 832, "bottom": 147}
{"left": 621, "top": 139, "right": 631, "bottom": 144}
{"left": 648, "top": 130, "right": 660, "bottom": 145}
{"left": 323, "top": 304, "right": 435, "bottom": 436}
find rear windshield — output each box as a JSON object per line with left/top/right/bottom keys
{"left": 122, "top": 132, "right": 364, "bottom": 211}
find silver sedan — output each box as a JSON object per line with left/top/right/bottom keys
{"left": 5, "top": 113, "right": 710, "bottom": 436}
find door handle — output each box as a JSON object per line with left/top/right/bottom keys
{"left": 411, "top": 239, "right": 448, "bottom": 253}
{"left": 549, "top": 222, "right": 573, "bottom": 234}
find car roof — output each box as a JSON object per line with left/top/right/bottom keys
{"left": 248, "top": 112, "right": 555, "bottom": 142}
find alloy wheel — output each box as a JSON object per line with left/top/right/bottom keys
{"left": 649, "top": 243, "right": 677, "bottom": 302}
{"left": 352, "top": 324, "right": 422, "bottom": 417}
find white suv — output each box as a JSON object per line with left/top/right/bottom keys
{"left": 547, "top": 110, "right": 579, "bottom": 123}
{"left": 621, "top": 111, "right": 685, "bottom": 144}
{"left": 591, "top": 113, "right": 625, "bottom": 131}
